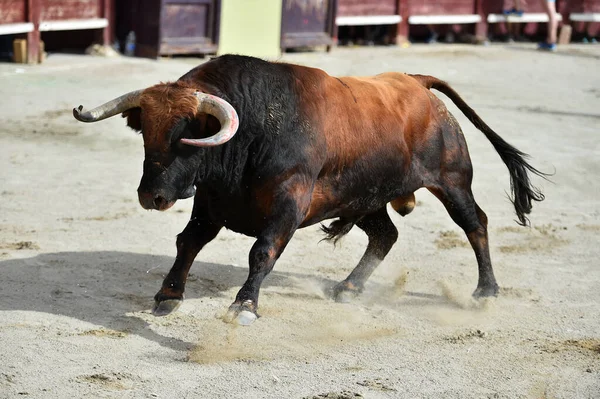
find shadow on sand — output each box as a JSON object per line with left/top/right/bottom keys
{"left": 0, "top": 251, "right": 340, "bottom": 351}
{"left": 0, "top": 251, "right": 467, "bottom": 353}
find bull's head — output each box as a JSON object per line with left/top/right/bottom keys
{"left": 73, "top": 83, "right": 239, "bottom": 211}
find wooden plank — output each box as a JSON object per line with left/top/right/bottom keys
{"left": 337, "top": 0, "right": 397, "bottom": 17}
{"left": 282, "top": 31, "right": 333, "bottom": 48}
{"left": 336, "top": 15, "right": 401, "bottom": 26}
{"left": 133, "top": 0, "right": 161, "bottom": 58}
{"left": 162, "top": 36, "right": 212, "bottom": 44}
{"left": 0, "top": 22, "right": 34, "bottom": 35}
{"left": 159, "top": 41, "right": 217, "bottom": 55}
{"left": 40, "top": 0, "right": 100, "bottom": 20}
{"left": 40, "top": 0, "right": 101, "bottom": 21}
{"left": 475, "top": 0, "right": 488, "bottom": 40}
{"left": 396, "top": 0, "right": 408, "bottom": 44}
{"left": 161, "top": 3, "right": 208, "bottom": 39}
{"left": 39, "top": 18, "right": 108, "bottom": 31}
{"left": 570, "top": 13, "right": 600, "bottom": 22}
{"left": 326, "top": 0, "right": 336, "bottom": 50}
{"left": 100, "top": 0, "right": 112, "bottom": 45}
{"left": 408, "top": 14, "right": 481, "bottom": 24}
{"left": 282, "top": 0, "right": 331, "bottom": 34}
{"left": 13, "top": 38, "right": 27, "bottom": 63}
{"left": 27, "top": 0, "right": 41, "bottom": 64}
{"left": 487, "top": 13, "right": 563, "bottom": 23}
{"left": 119, "top": 0, "right": 220, "bottom": 58}
{"left": 213, "top": 0, "right": 221, "bottom": 45}
{"left": 281, "top": 0, "right": 335, "bottom": 50}
{"left": 408, "top": 0, "right": 477, "bottom": 15}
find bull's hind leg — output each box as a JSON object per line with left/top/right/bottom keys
{"left": 333, "top": 207, "right": 398, "bottom": 302}
{"left": 428, "top": 184, "right": 499, "bottom": 297}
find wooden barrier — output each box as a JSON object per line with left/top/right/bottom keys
{"left": 0, "top": 0, "right": 113, "bottom": 64}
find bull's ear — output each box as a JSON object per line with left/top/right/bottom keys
{"left": 122, "top": 108, "right": 142, "bottom": 132}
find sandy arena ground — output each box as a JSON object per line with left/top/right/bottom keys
{"left": 0, "top": 44, "right": 599, "bottom": 399}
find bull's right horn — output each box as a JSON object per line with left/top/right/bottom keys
{"left": 73, "top": 89, "right": 143, "bottom": 123}
{"left": 179, "top": 91, "right": 240, "bottom": 147}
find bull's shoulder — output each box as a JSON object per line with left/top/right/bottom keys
{"left": 282, "top": 63, "right": 332, "bottom": 90}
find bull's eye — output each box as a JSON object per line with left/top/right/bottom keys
{"left": 171, "top": 119, "right": 202, "bottom": 156}
{"left": 166, "top": 118, "right": 188, "bottom": 144}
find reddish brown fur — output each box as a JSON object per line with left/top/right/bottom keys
{"left": 299, "top": 69, "right": 435, "bottom": 172}
{"left": 125, "top": 81, "right": 201, "bottom": 152}
{"left": 288, "top": 66, "right": 442, "bottom": 224}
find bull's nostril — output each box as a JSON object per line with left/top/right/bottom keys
{"left": 153, "top": 195, "right": 167, "bottom": 209}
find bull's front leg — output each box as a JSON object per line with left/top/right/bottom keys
{"left": 153, "top": 209, "right": 222, "bottom": 316}
{"left": 223, "top": 178, "right": 311, "bottom": 326}
{"left": 222, "top": 234, "right": 292, "bottom": 325}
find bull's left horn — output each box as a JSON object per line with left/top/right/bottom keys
{"left": 179, "top": 92, "right": 239, "bottom": 147}
{"left": 73, "top": 89, "right": 143, "bottom": 122}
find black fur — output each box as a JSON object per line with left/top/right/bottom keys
{"left": 320, "top": 218, "right": 356, "bottom": 245}
{"left": 178, "top": 55, "right": 311, "bottom": 189}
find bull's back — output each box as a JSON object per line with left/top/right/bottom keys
{"left": 311, "top": 72, "right": 435, "bottom": 171}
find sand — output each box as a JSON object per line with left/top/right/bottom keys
{"left": 0, "top": 44, "right": 599, "bottom": 398}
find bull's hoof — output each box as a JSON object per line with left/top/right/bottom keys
{"left": 152, "top": 298, "right": 183, "bottom": 316}
{"left": 333, "top": 281, "right": 362, "bottom": 303}
{"left": 222, "top": 300, "right": 258, "bottom": 326}
{"left": 472, "top": 284, "right": 499, "bottom": 299}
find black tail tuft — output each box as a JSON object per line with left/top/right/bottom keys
{"left": 320, "top": 218, "right": 355, "bottom": 245}
{"left": 494, "top": 143, "right": 548, "bottom": 226}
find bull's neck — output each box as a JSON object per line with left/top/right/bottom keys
{"left": 194, "top": 141, "right": 250, "bottom": 190}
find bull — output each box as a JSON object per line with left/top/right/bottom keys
{"left": 73, "top": 54, "right": 546, "bottom": 325}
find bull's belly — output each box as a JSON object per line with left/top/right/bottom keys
{"left": 301, "top": 165, "right": 417, "bottom": 227}
{"left": 200, "top": 154, "right": 419, "bottom": 235}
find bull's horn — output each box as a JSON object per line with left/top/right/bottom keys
{"left": 73, "top": 89, "right": 143, "bottom": 122}
{"left": 179, "top": 92, "right": 239, "bottom": 147}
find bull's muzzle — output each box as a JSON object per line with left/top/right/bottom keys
{"left": 138, "top": 190, "right": 175, "bottom": 211}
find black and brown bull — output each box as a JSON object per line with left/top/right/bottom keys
{"left": 73, "top": 55, "right": 546, "bottom": 325}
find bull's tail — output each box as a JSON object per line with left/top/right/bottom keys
{"left": 410, "top": 74, "right": 548, "bottom": 226}
{"left": 320, "top": 218, "right": 355, "bottom": 245}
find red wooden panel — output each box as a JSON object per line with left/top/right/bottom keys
{"left": 568, "top": 0, "right": 600, "bottom": 12}
{"left": 281, "top": 0, "right": 335, "bottom": 50}
{"left": 40, "top": 0, "right": 100, "bottom": 21}
{"left": 480, "top": 0, "right": 504, "bottom": 14}
{"left": 408, "top": 0, "right": 477, "bottom": 15}
{"left": 117, "top": 0, "right": 219, "bottom": 57}
{"left": 283, "top": 0, "right": 330, "bottom": 33}
{"left": 588, "top": 0, "right": 600, "bottom": 12}
{"left": 506, "top": 0, "right": 545, "bottom": 13}
{"left": 337, "top": 0, "right": 397, "bottom": 16}
{"left": 162, "top": 3, "right": 208, "bottom": 39}
{"left": 0, "top": 0, "right": 27, "bottom": 23}
{"left": 483, "top": 0, "right": 570, "bottom": 13}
